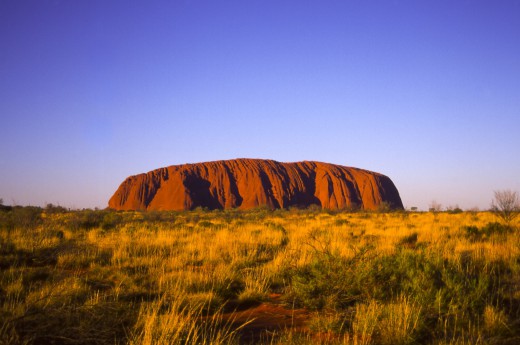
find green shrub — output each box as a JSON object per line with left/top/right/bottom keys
{"left": 289, "top": 244, "right": 497, "bottom": 326}
{"left": 377, "top": 201, "right": 392, "bottom": 213}
{"left": 334, "top": 219, "right": 350, "bottom": 226}
{"left": 9, "top": 206, "right": 43, "bottom": 230}
{"left": 398, "top": 232, "right": 419, "bottom": 248}
{"left": 197, "top": 220, "right": 214, "bottom": 228}
{"left": 462, "top": 222, "right": 513, "bottom": 242}
{"left": 462, "top": 225, "right": 481, "bottom": 241}
{"left": 481, "top": 222, "right": 513, "bottom": 236}
{"left": 68, "top": 210, "right": 104, "bottom": 230}
{"left": 44, "top": 203, "right": 68, "bottom": 214}
{"left": 289, "top": 247, "right": 376, "bottom": 310}
{"left": 215, "top": 278, "right": 245, "bottom": 301}
{"left": 101, "top": 212, "right": 122, "bottom": 231}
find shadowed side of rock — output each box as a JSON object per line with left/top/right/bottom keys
{"left": 108, "top": 159, "right": 403, "bottom": 211}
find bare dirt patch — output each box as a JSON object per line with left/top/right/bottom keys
{"left": 220, "top": 294, "right": 310, "bottom": 344}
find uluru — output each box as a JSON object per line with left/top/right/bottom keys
{"left": 108, "top": 159, "right": 403, "bottom": 211}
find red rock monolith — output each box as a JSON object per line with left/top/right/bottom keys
{"left": 108, "top": 159, "right": 403, "bottom": 211}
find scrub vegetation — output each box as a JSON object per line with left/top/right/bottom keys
{"left": 1, "top": 204, "right": 520, "bottom": 344}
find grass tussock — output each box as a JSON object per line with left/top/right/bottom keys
{"left": 1, "top": 206, "right": 520, "bottom": 344}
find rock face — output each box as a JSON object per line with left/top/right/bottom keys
{"left": 108, "top": 159, "right": 403, "bottom": 211}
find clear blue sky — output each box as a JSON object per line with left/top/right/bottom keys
{"left": 1, "top": 0, "right": 519, "bottom": 210}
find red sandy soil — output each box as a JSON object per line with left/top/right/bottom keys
{"left": 216, "top": 294, "right": 311, "bottom": 344}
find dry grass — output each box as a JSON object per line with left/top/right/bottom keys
{"left": 1, "top": 207, "right": 519, "bottom": 344}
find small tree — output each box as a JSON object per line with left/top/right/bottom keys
{"left": 429, "top": 201, "right": 442, "bottom": 212}
{"left": 491, "top": 190, "right": 520, "bottom": 225}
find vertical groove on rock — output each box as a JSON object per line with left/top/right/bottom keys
{"left": 108, "top": 159, "right": 403, "bottom": 211}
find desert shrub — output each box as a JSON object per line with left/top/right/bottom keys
{"left": 377, "top": 201, "right": 393, "bottom": 213}
{"left": 193, "top": 206, "right": 210, "bottom": 213}
{"left": 439, "top": 259, "right": 491, "bottom": 315}
{"left": 13, "top": 296, "right": 134, "bottom": 344}
{"left": 462, "top": 225, "right": 481, "bottom": 241}
{"left": 481, "top": 221, "right": 513, "bottom": 236}
{"left": 0, "top": 210, "right": 12, "bottom": 231}
{"left": 289, "top": 247, "right": 376, "bottom": 310}
{"left": 398, "top": 232, "right": 419, "bottom": 247}
{"left": 364, "top": 250, "right": 444, "bottom": 304}
{"left": 100, "top": 211, "right": 122, "bottom": 231}
{"left": 462, "top": 222, "right": 513, "bottom": 241}
{"left": 249, "top": 205, "right": 273, "bottom": 221}
{"left": 289, "top": 243, "right": 499, "bottom": 335}
{"left": 306, "top": 204, "right": 322, "bottom": 213}
{"left": 214, "top": 277, "right": 245, "bottom": 301}
{"left": 491, "top": 189, "right": 520, "bottom": 225}
{"left": 6, "top": 206, "right": 43, "bottom": 230}
{"left": 0, "top": 238, "right": 18, "bottom": 269}
{"left": 290, "top": 257, "right": 347, "bottom": 310}
{"left": 197, "top": 220, "right": 214, "bottom": 228}
{"left": 462, "top": 225, "right": 479, "bottom": 236}
{"left": 141, "top": 210, "right": 162, "bottom": 222}
{"left": 447, "top": 206, "right": 464, "bottom": 214}
{"left": 334, "top": 218, "right": 350, "bottom": 226}
{"left": 67, "top": 209, "right": 105, "bottom": 230}
{"left": 44, "top": 203, "right": 68, "bottom": 214}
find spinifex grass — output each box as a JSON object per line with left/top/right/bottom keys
{"left": 0, "top": 207, "right": 519, "bottom": 344}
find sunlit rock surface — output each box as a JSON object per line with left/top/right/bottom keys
{"left": 109, "top": 159, "right": 403, "bottom": 211}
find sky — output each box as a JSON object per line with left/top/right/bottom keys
{"left": 1, "top": 0, "right": 519, "bottom": 211}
